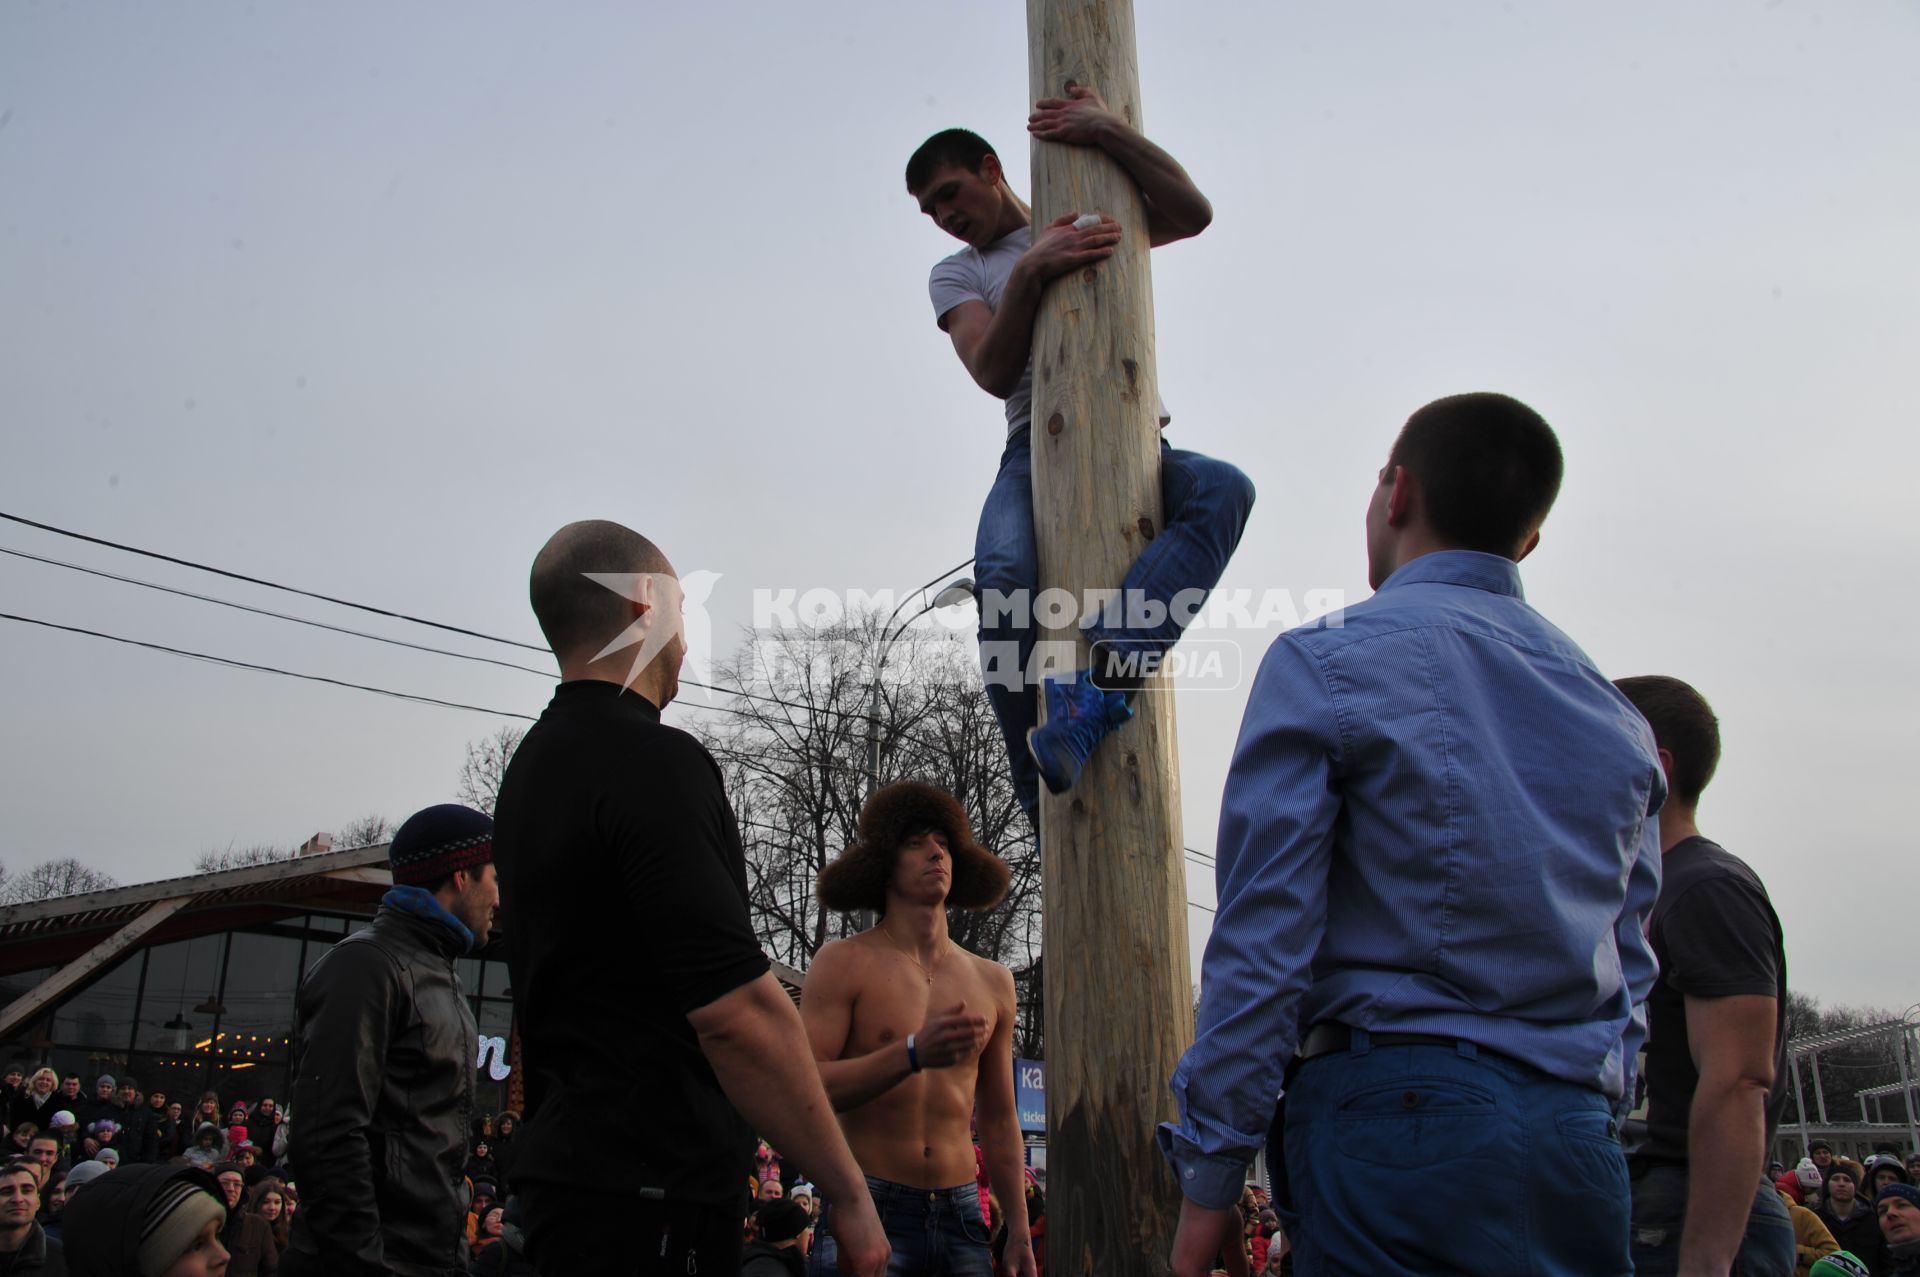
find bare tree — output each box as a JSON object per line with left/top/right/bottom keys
{"left": 193, "top": 843, "right": 294, "bottom": 874}
{"left": 458, "top": 726, "right": 526, "bottom": 816}
{"left": 689, "top": 613, "right": 1046, "bottom": 1053}
{"left": 0, "top": 857, "right": 118, "bottom": 904}
{"left": 336, "top": 813, "right": 395, "bottom": 849}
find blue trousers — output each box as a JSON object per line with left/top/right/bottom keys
{"left": 808, "top": 1177, "right": 993, "bottom": 1277}
{"left": 1269, "top": 1032, "right": 1633, "bottom": 1276}
{"left": 1627, "top": 1164, "right": 1795, "bottom": 1276}
{"left": 974, "top": 429, "right": 1254, "bottom": 822}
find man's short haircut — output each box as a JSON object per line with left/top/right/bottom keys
{"left": 905, "top": 129, "right": 998, "bottom": 194}
{"left": 1388, "top": 392, "right": 1564, "bottom": 557}
{"left": 528, "top": 520, "right": 671, "bottom": 664}
{"left": 1613, "top": 675, "right": 1721, "bottom": 807}
{"left": 0, "top": 1161, "right": 35, "bottom": 1188}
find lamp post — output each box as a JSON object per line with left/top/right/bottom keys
{"left": 864, "top": 577, "right": 976, "bottom": 799}
{"left": 854, "top": 576, "right": 974, "bottom": 934}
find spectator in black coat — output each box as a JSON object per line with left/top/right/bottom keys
{"left": 464, "top": 1140, "right": 497, "bottom": 1188}
{"left": 245, "top": 1100, "right": 283, "bottom": 1169}
{"left": 213, "top": 1163, "right": 279, "bottom": 1276}
{"left": 741, "top": 1199, "right": 811, "bottom": 1277}
{"left": 140, "top": 1091, "right": 179, "bottom": 1165}
{"left": 1819, "top": 1165, "right": 1885, "bottom": 1275}
{"left": 0, "top": 1159, "right": 64, "bottom": 1275}
{"left": 13, "top": 1071, "right": 60, "bottom": 1135}
{"left": 108, "top": 1081, "right": 150, "bottom": 1165}
{"left": 469, "top": 1197, "right": 536, "bottom": 1276}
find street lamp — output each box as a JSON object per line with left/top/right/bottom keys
{"left": 866, "top": 576, "right": 975, "bottom": 798}
{"left": 855, "top": 575, "right": 975, "bottom": 934}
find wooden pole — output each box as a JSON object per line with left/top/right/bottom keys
{"left": 1027, "top": 0, "right": 1193, "bottom": 1270}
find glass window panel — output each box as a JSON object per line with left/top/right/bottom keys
{"left": 51, "top": 952, "right": 141, "bottom": 1051}
{"left": 136, "top": 937, "right": 222, "bottom": 1054}
{"left": 483, "top": 961, "right": 511, "bottom": 999}
{"left": 0, "top": 967, "right": 56, "bottom": 1070}
{"left": 213, "top": 932, "right": 301, "bottom": 1081}
{"left": 477, "top": 1000, "right": 512, "bottom": 1037}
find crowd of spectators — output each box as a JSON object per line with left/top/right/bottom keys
{"left": 16, "top": 1055, "right": 1920, "bottom": 1275}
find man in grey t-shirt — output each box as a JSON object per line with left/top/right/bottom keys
{"left": 906, "top": 90, "right": 1255, "bottom": 825}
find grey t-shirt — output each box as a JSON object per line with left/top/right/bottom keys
{"left": 928, "top": 224, "right": 1169, "bottom": 438}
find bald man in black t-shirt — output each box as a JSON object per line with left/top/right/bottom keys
{"left": 492, "top": 520, "right": 889, "bottom": 1277}
{"left": 1615, "top": 676, "right": 1794, "bottom": 1277}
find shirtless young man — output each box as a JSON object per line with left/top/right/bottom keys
{"left": 802, "top": 782, "right": 1035, "bottom": 1277}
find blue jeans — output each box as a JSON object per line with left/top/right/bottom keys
{"left": 811, "top": 1177, "right": 993, "bottom": 1277}
{"left": 1628, "top": 1164, "right": 1795, "bottom": 1276}
{"left": 1269, "top": 1031, "right": 1633, "bottom": 1276}
{"left": 974, "top": 429, "right": 1254, "bottom": 822}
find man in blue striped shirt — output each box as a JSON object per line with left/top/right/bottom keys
{"left": 1164, "top": 393, "right": 1665, "bottom": 1277}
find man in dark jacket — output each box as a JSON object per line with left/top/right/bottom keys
{"left": 62, "top": 1162, "right": 229, "bottom": 1277}
{"left": 244, "top": 1099, "right": 282, "bottom": 1169}
{"left": 283, "top": 804, "right": 499, "bottom": 1277}
{"left": 106, "top": 1079, "right": 151, "bottom": 1166}
{"left": 742, "top": 1199, "right": 812, "bottom": 1277}
{"left": 137, "top": 1088, "right": 177, "bottom": 1165}
{"left": 0, "top": 1160, "right": 65, "bottom": 1274}
{"left": 1818, "top": 1164, "right": 1885, "bottom": 1275}
{"left": 1879, "top": 1184, "right": 1920, "bottom": 1275}
{"left": 214, "top": 1163, "right": 278, "bottom": 1276}
{"left": 72, "top": 1079, "right": 116, "bottom": 1151}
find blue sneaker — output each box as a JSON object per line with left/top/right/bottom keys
{"left": 1026, "top": 676, "right": 1134, "bottom": 795}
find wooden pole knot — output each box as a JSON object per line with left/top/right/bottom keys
{"left": 1047, "top": 412, "right": 1066, "bottom": 437}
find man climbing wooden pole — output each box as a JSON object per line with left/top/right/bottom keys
{"left": 904, "top": 7, "right": 1252, "bottom": 1266}
{"left": 1025, "top": 0, "right": 1243, "bottom": 1271}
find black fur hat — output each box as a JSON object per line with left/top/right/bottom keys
{"left": 817, "top": 781, "right": 1009, "bottom": 914}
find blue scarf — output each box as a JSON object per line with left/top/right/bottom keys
{"left": 382, "top": 885, "right": 475, "bottom": 954}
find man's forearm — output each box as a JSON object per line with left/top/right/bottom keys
{"left": 1094, "top": 121, "right": 1212, "bottom": 235}
{"left": 1678, "top": 1077, "right": 1771, "bottom": 1274}
{"left": 980, "top": 1110, "right": 1031, "bottom": 1239}
{"left": 818, "top": 1042, "right": 915, "bottom": 1113}
{"left": 696, "top": 976, "right": 876, "bottom": 1208}
{"left": 969, "top": 260, "right": 1045, "bottom": 398}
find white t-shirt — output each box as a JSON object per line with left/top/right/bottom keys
{"left": 928, "top": 225, "right": 1169, "bottom": 438}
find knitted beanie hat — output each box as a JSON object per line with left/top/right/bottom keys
{"left": 755, "top": 1198, "right": 812, "bottom": 1244}
{"left": 1879, "top": 1182, "right": 1920, "bottom": 1211}
{"left": 64, "top": 1160, "right": 111, "bottom": 1193}
{"left": 389, "top": 804, "right": 494, "bottom": 887}
{"left": 1811, "top": 1254, "right": 1872, "bottom": 1277}
{"left": 138, "top": 1174, "right": 228, "bottom": 1277}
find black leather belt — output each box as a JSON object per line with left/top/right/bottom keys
{"left": 1297, "top": 1022, "right": 1466, "bottom": 1061}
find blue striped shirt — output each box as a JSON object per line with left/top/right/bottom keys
{"left": 1160, "top": 551, "right": 1664, "bottom": 1209}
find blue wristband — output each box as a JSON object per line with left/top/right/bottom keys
{"left": 906, "top": 1033, "right": 922, "bottom": 1073}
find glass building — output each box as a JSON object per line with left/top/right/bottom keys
{"left": 0, "top": 844, "right": 521, "bottom": 1120}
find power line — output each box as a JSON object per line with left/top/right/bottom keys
{"left": 0, "top": 521, "right": 969, "bottom": 746}
{"left": 0, "top": 612, "right": 538, "bottom": 721}
{"left": 0, "top": 544, "right": 558, "bottom": 679}
{"left": 0, "top": 509, "right": 551, "bottom": 652}
{"left": 3, "top": 608, "right": 1227, "bottom": 916}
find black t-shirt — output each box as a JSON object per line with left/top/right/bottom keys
{"left": 1639, "top": 836, "right": 1789, "bottom": 1162}
{"left": 492, "top": 680, "right": 770, "bottom": 1206}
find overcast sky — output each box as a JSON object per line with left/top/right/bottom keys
{"left": 3, "top": 2, "right": 1916, "bottom": 1011}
